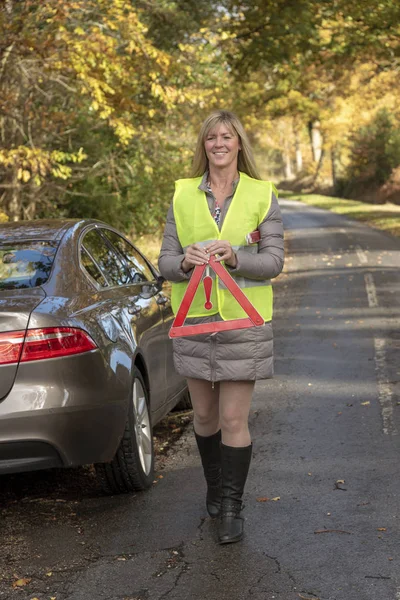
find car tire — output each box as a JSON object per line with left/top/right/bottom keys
{"left": 95, "top": 366, "right": 154, "bottom": 494}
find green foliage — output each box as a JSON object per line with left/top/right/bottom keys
{"left": 344, "top": 109, "right": 400, "bottom": 192}
{"left": 0, "top": 0, "right": 220, "bottom": 227}
{"left": 63, "top": 132, "right": 193, "bottom": 235}
{"left": 1, "top": 0, "right": 400, "bottom": 230}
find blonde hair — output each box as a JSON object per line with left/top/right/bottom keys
{"left": 191, "top": 110, "right": 261, "bottom": 179}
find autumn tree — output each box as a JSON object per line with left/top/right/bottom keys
{"left": 0, "top": 0, "right": 224, "bottom": 230}
{"left": 216, "top": 0, "right": 400, "bottom": 191}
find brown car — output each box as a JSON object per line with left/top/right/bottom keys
{"left": 0, "top": 219, "right": 188, "bottom": 493}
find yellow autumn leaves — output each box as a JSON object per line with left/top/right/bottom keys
{"left": 0, "top": 147, "right": 87, "bottom": 186}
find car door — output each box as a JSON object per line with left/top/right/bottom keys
{"left": 98, "top": 228, "right": 170, "bottom": 415}
{"left": 80, "top": 227, "right": 167, "bottom": 414}
{"left": 100, "top": 230, "right": 185, "bottom": 404}
{"left": 154, "top": 277, "right": 187, "bottom": 400}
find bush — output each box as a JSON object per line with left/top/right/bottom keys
{"left": 342, "top": 109, "right": 400, "bottom": 198}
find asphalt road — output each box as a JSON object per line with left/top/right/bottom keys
{"left": 1, "top": 199, "right": 399, "bottom": 600}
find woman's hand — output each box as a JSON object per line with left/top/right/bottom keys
{"left": 181, "top": 243, "right": 209, "bottom": 272}
{"left": 205, "top": 240, "right": 237, "bottom": 268}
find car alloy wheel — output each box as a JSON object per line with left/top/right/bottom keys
{"left": 132, "top": 376, "right": 152, "bottom": 476}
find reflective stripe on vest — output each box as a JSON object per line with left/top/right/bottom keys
{"left": 171, "top": 172, "right": 277, "bottom": 321}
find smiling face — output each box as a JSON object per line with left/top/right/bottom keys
{"left": 204, "top": 122, "right": 241, "bottom": 172}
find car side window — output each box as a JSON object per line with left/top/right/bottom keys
{"left": 102, "top": 230, "right": 154, "bottom": 284}
{"left": 80, "top": 246, "right": 108, "bottom": 287}
{"left": 81, "top": 229, "right": 130, "bottom": 287}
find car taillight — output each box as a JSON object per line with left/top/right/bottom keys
{"left": 0, "top": 327, "right": 97, "bottom": 365}
{"left": 0, "top": 331, "right": 25, "bottom": 365}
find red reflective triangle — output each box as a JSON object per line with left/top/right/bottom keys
{"left": 169, "top": 255, "right": 264, "bottom": 338}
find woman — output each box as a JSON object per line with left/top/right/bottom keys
{"left": 158, "top": 110, "right": 284, "bottom": 544}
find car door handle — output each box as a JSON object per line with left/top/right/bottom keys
{"left": 156, "top": 295, "right": 169, "bottom": 305}
{"left": 128, "top": 304, "right": 142, "bottom": 315}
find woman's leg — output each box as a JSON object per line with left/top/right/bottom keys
{"left": 187, "top": 377, "right": 221, "bottom": 517}
{"left": 219, "top": 380, "right": 254, "bottom": 446}
{"left": 187, "top": 377, "right": 220, "bottom": 436}
{"left": 218, "top": 380, "right": 255, "bottom": 544}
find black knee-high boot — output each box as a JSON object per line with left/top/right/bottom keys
{"left": 194, "top": 429, "right": 222, "bottom": 518}
{"left": 218, "top": 443, "right": 252, "bottom": 544}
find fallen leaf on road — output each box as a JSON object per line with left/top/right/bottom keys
{"left": 314, "top": 529, "right": 352, "bottom": 535}
{"left": 361, "top": 401, "right": 370, "bottom": 406}
{"left": 298, "top": 595, "right": 320, "bottom": 600}
{"left": 256, "top": 496, "right": 280, "bottom": 502}
{"left": 12, "top": 578, "right": 31, "bottom": 588}
{"left": 377, "top": 528, "right": 387, "bottom": 531}
{"left": 334, "top": 479, "right": 347, "bottom": 490}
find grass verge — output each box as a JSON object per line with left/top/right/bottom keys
{"left": 281, "top": 192, "right": 400, "bottom": 238}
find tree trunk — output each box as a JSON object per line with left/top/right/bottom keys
{"left": 284, "top": 149, "right": 293, "bottom": 180}
{"left": 23, "top": 180, "right": 37, "bottom": 220}
{"left": 295, "top": 134, "right": 303, "bottom": 172}
{"left": 331, "top": 146, "right": 338, "bottom": 188}
{"left": 308, "top": 120, "right": 323, "bottom": 163}
{"left": 312, "top": 149, "right": 325, "bottom": 187}
{"left": 8, "top": 170, "right": 22, "bottom": 221}
{"left": 23, "top": 201, "right": 36, "bottom": 220}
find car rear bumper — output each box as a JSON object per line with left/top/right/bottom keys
{"left": 0, "top": 351, "right": 130, "bottom": 474}
{"left": 0, "top": 440, "right": 62, "bottom": 474}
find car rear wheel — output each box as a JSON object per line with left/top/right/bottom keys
{"left": 95, "top": 366, "right": 154, "bottom": 494}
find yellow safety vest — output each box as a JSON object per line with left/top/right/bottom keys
{"left": 172, "top": 172, "right": 277, "bottom": 322}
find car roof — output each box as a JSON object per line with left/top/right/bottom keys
{"left": 0, "top": 219, "right": 98, "bottom": 243}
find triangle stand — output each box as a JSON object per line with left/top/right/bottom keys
{"left": 169, "top": 255, "right": 264, "bottom": 338}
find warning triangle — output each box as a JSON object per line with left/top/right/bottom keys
{"left": 169, "top": 255, "right": 264, "bottom": 338}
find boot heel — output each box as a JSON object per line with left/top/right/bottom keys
{"left": 218, "top": 500, "right": 244, "bottom": 544}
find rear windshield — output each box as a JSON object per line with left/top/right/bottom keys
{"left": 0, "top": 242, "right": 58, "bottom": 290}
